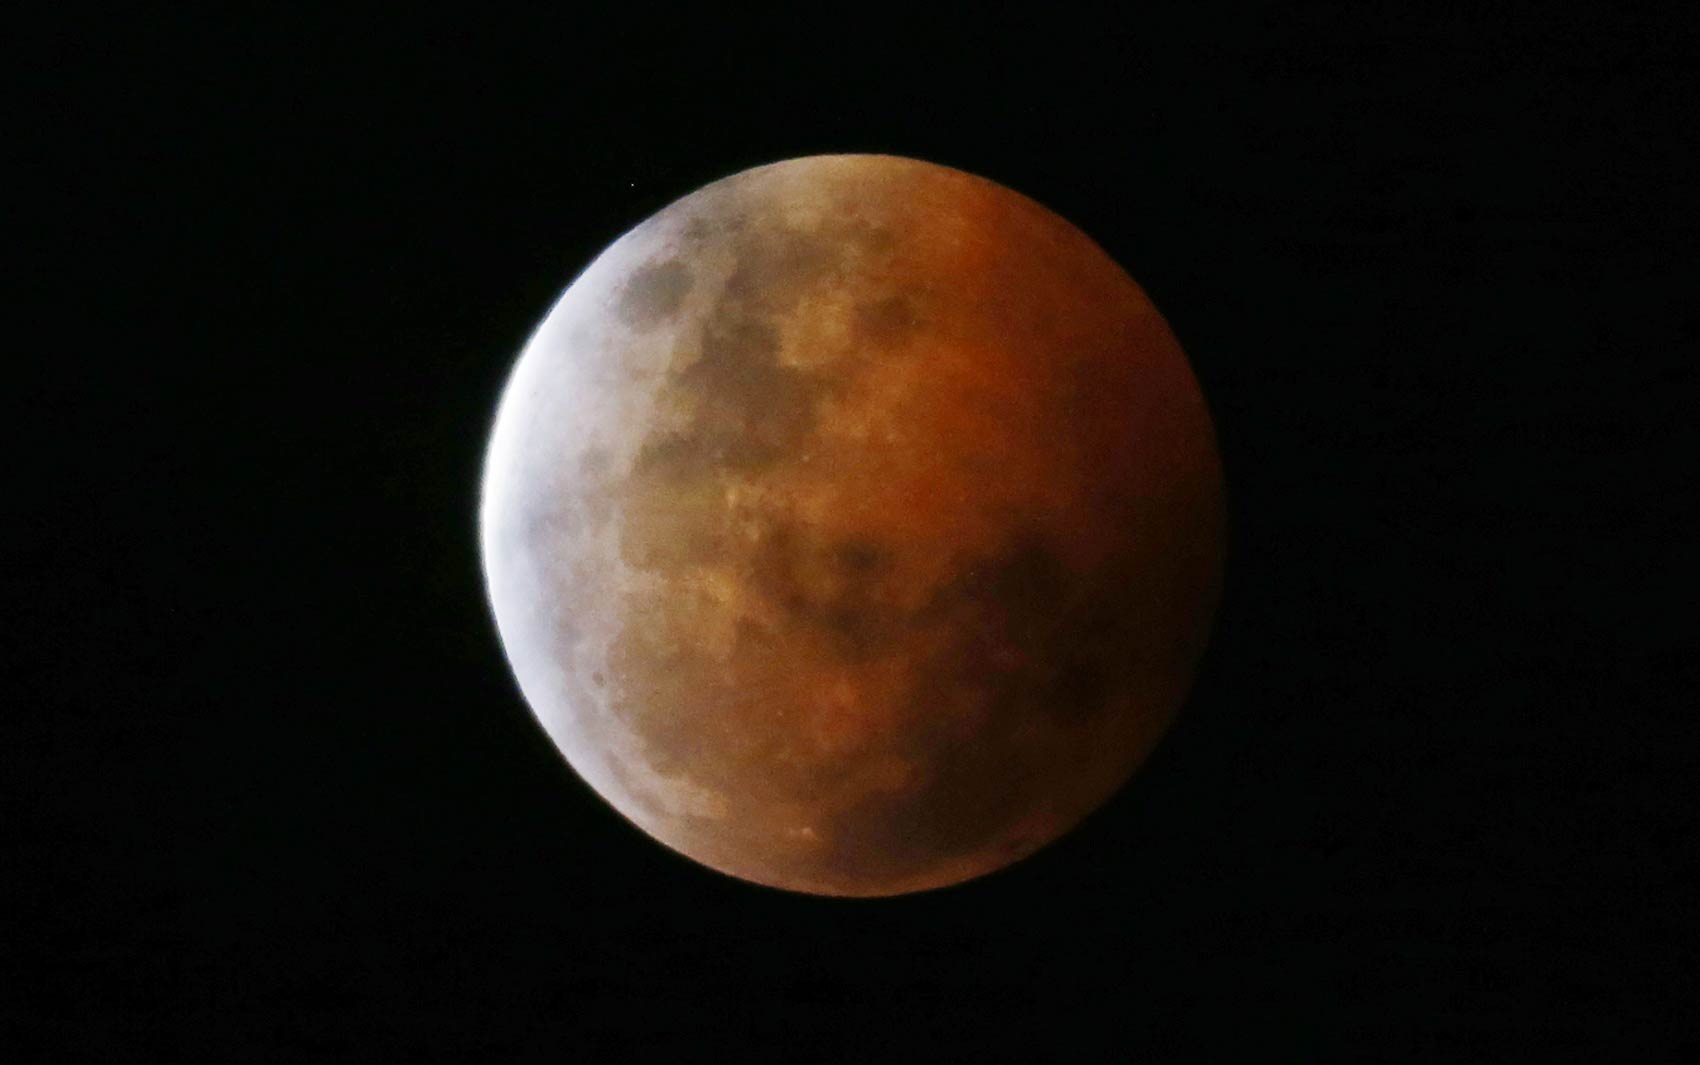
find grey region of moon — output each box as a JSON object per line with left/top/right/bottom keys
{"left": 480, "top": 154, "right": 1224, "bottom": 896}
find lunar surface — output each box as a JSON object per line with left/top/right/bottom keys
{"left": 480, "top": 154, "right": 1223, "bottom": 896}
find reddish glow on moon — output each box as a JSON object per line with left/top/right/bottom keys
{"left": 481, "top": 154, "right": 1224, "bottom": 896}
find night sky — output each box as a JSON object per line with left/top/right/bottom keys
{"left": 13, "top": 7, "right": 1694, "bottom": 1060}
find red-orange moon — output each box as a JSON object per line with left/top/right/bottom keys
{"left": 481, "top": 155, "right": 1223, "bottom": 896}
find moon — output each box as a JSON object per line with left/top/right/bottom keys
{"left": 480, "top": 155, "right": 1223, "bottom": 896}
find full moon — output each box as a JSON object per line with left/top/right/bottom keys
{"left": 481, "top": 155, "right": 1223, "bottom": 896}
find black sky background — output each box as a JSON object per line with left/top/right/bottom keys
{"left": 11, "top": 6, "right": 1696, "bottom": 1060}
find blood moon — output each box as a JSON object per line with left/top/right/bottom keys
{"left": 480, "top": 155, "right": 1223, "bottom": 896}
